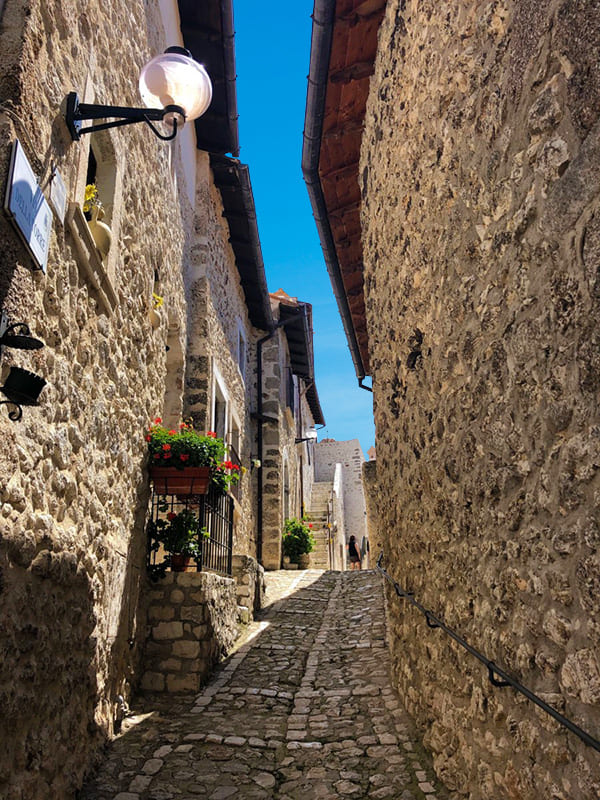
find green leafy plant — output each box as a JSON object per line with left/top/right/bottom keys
{"left": 148, "top": 507, "right": 208, "bottom": 560}
{"left": 147, "top": 419, "right": 225, "bottom": 470}
{"left": 146, "top": 419, "right": 242, "bottom": 493}
{"left": 282, "top": 517, "right": 315, "bottom": 563}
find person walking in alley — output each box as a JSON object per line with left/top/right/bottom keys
{"left": 347, "top": 535, "right": 362, "bottom": 570}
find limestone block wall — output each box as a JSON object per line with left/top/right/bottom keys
{"left": 261, "top": 330, "right": 306, "bottom": 570}
{"left": 332, "top": 463, "right": 347, "bottom": 570}
{"left": 232, "top": 554, "right": 266, "bottom": 618}
{"left": 363, "top": 460, "right": 381, "bottom": 558}
{"left": 142, "top": 572, "right": 238, "bottom": 693}
{"left": 315, "top": 439, "right": 368, "bottom": 545}
{"left": 185, "top": 151, "right": 258, "bottom": 556}
{"left": 361, "top": 1, "right": 600, "bottom": 797}
{"left": 0, "top": 2, "right": 193, "bottom": 797}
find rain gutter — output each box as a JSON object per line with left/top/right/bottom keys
{"left": 301, "top": 0, "right": 367, "bottom": 382}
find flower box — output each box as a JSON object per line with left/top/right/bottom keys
{"left": 149, "top": 466, "right": 210, "bottom": 496}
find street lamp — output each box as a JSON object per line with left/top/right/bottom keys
{"left": 295, "top": 429, "right": 318, "bottom": 444}
{"left": 65, "top": 47, "right": 212, "bottom": 142}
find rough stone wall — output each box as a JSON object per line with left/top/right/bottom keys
{"left": 261, "top": 331, "right": 299, "bottom": 569}
{"left": 361, "top": 1, "right": 600, "bottom": 797}
{"left": 232, "top": 554, "right": 266, "bottom": 618}
{"left": 331, "top": 464, "right": 347, "bottom": 570}
{"left": 185, "top": 151, "right": 258, "bottom": 556}
{"left": 261, "top": 327, "right": 319, "bottom": 570}
{"left": 141, "top": 571, "right": 238, "bottom": 693}
{"left": 0, "top": 2, "right": 192, "bottom": 797}
{"left": 362, "top": 460, "right": 379, "bottom": 568}
{"left": 315, "top": 439, "right": 368, "bottom": 545}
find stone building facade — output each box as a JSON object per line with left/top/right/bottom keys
{"left": 305, "top": 1, "right": 600, "bottom": 798}
{"left": 0, "top": 0, "right": 275, "bottom": 797}
{"left": 260, "top": 290, "right": 325, "bottom": 570}
{"left": 0, "top": 2, "right": 194, "bottom": 797}
{"left": 315, "top": 438, "right": 368, "bottom": 549}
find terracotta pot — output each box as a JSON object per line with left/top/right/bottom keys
{"left": 170, "top": 553, "right": 191, "bottom": 572}
{"left": 149, "top": 466, "right": 210, "bottom": 496}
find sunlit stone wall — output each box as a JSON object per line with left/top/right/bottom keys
{"left": 0, "top": 1, "right": 191, "bottom": 796}
{"left": 361, "top": 1, "right": 600, "bottom": 797}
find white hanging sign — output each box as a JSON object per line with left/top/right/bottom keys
{"left": 4, "top": 139, "right": 52, "bottom": 273}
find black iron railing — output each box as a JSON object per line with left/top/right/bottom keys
{"left": 148, "top": 485, "right": 234, "bottom": 577}
{"left": 377, "top": 553, "right": 600, "bottom": 753}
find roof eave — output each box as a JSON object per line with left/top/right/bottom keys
{"left": 302, "top": 0, "right": 368, "bottom": 381}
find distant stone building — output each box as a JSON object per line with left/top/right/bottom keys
{"left": 315, "top": 438, "right": 368, "bottom": 552}
{"left": 304, "top": 1, "right": 600, "bottom": 798}
{"left": 260, "top": 290, "right": 325, "bottom": 569}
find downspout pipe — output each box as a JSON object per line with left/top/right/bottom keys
{"left": 256, "top": 310, "right": 308, "bottom": 565}
{"left": 302, "top": 0, "right": 367, "bottom": 382}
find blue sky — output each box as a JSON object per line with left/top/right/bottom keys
{"left": 234, "top": 2, "right": 375, "bottom": 456}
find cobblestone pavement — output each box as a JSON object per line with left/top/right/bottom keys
{"left": 81, "top": 570, "right": 448, "bottom": 800}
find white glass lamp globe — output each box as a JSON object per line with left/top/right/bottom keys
{"left": 139, "top": 48, "right": 212, "bottom": 127}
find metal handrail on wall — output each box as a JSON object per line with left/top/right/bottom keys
{"left": 376, "top": 553, "right": 600, "bottom": 753}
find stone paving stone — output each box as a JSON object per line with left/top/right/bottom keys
{"left": 80, "top": 570, "right": 448, "bottom": 800}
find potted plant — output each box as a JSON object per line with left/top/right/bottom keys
{"left": 282, "top": 517, "right": 315, "bottom": 568}
{"left": 148, "top": 508, "right": 207, "bottom": 572}
{"left": 146, "top": 419, "right": 240, "bottom": 496}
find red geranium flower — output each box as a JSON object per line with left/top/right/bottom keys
{"left": 207, "top": 431, "right": 217, "bottom": 438}
{"left": 167, "top": 512, "right": 176, "bottom": 521}
{"left": 180, "top": 454, "right": 190, "bottom": 462}
{"left": 308, "top": 524, "right": 313, "bottom": 529}
{"left": 162, "top": 444, "right": 171, "bottom": 451}
{"left": 154, "top": 417, "right": 162, "bottom": 424}
{"left": 223, "top": 460, "right": 233, "bottom": 470}
{"left": 163, "top": 453, "right": 172, "bottom": 459}
{"left": 168, "top": 429, "right": 177, "bottom": 435}
{"left": 153, "top": 453, "right": 161, "bottom": 459}
{"left": 145, "top": 435, "right": 151, "bottom": 442}
{"left": 232, "top": 464, "right": 240, "bottom": 471}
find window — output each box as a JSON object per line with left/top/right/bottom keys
{"left": 211, "top": 365, "right": 228, "bottom": 441}
{"left": 286, "top": 368, "right": 295, "bottom": 415}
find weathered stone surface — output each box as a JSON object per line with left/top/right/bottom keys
{"left": 81, "top": 571, "right": 447, "bottom": 800}
{"left": 360, "top": 1, "right": 600, "bottom": 797}
{"left": 141, "top": 572, "right": 238, "bottom": 693}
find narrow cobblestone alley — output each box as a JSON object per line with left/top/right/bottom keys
{"left": 81, "top": 571, "right": 448, "bottom": 800}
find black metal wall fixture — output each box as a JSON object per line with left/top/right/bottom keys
{"left": 0, "top": 310, "right": 46, "bottom": 421}
{"left": 376, "top": 553, "right": 600, "bottom": 754}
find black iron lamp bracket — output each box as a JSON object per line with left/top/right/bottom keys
{"left": 0, "top": 314, "right": 45, "bottom": 354}
{"left": 0, "top": 310, "right": 46, "bottom": 422}
{"left": 0, "top": 400, "right": 23, "bottom": 421}
{"left": 65, "top": 92, "right": 184, "bottom": 142}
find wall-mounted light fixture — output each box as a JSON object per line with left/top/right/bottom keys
{"left": 65, "top": 47, "right": 212, "bottom": 142}
{"left": 0, "top": 311, "right": 46, "bottom": 421}
{"left": 295, "top": 428, "right": 318, "bottom": 445}
{"left": 0, "top": 367, "right": 47, "bottom": 421}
